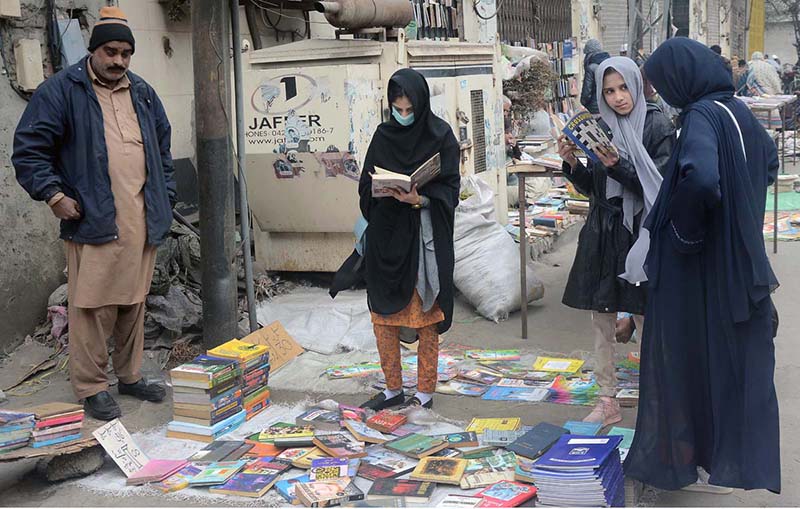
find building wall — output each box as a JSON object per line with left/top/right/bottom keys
{"left": 764, "top": 20, "right": 796, "bottom": 65}
{"left": 0, "top": 0, "right": 105, "bottom": 351}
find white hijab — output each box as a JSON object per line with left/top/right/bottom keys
{"left": 596, "top": 57, "right": 663, "bottom": 284}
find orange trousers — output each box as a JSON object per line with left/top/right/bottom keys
{"left": 374, "top": 324, "right": 439, "bottom": 393}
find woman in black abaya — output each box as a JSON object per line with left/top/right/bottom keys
{"left": 357, "top": 69, "right": 460, "bottom": 411}
{"left": 625, "top": 38, "right": 781, "bottom": 494}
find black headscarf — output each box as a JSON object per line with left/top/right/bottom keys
{"left": 358, "top": 68, "right": 461, "bottom": 333}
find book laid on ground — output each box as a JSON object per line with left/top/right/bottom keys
{"left": 481, "top": 386, "right": 551, "bottom": 402}
{"left": 343, "top": 420, "right": 389, "bottom": 444}
{"left": 371, "top": 153, "right": 441, "bottom": 198}
{"left": 383, "top": 433, "right": 449, "bottom": 459}
{"left": 338, "top": 404, "right": 366, "bottom": 424}
{"left": 409, "top": 456, "right": 467, "bottom": 485}
{"left": 295, "top": 478, "right": 365, "bottom": 507}
{"left": 290, "top": 447, "right": 330, "bottom": 469}
{"left": 430, "top": 432, "right": 479, "bottom": 449}
{"left": 460, "top": 451, "right": 518, "bottom": 489}
{"left": 366, "top": 411, "right": 407, "bottom": 434}
{"left": 439, "top": 494, "right": 483, "bottom": 508}
{"left": 507, "top": 422, "right": 569, "bottom": 459}
{"left": 561, "top": 111, "right": 613, "bottom": 164}
{"left": 455, "top": 369, "right": 502, "bottom": 386}
{"left": 259, "top": 424, "right": 315, "bottom": 448}
{"left": 477, "top": 480, "right": 538, "bottom": 507}
{"left": 276, "top": 474, "right": 311, "bottom": 505}
{"left": 465, "top": 350, "right": 521, "bottom": 362}
{"left": 0, "top": 411, "right": 34, "bottom": 427}
{"left": 170, "top": 355, "right": 240, "bottom": 389}
{"left": 465, "top": 418, "right": 521, "bottom": 434}
{"left": 536, "top": 434, "right": 623, "bottom": 470}
{"left": 209, "top": 458, "right": 290, "bottom": 498}
{"left": 607, "top": 426, "right": 635, "bottom": 461}
{"left": 188, "top": 459, "right": 249, "bottom": 487}
{"left": 564, "top": 420, "right": 603, "bottom": 436}
{"left": 309, "top": 457, "right": 349, "bottom": 481}
{"left": 358, "top": 444, "right": 418, "bottom": 480}
{"left": 126, "top": 459, "right": 189, "bottom": 486}
{"left": 616, "top": 388, "right": 639, "bottom": 407}
{"left": 532, "top": 356, "right": 584, "bottom": 374}
{"left": 312, "top": 432, "right": 367, "bottom": 459}
{"left": 367, "top": 478, "right": 435, "bottom": 503}
{"left": 481, "top": 429, "right": 529, "bottom": 448}
{"left": 154, "top": 464, "right": 202, "bottom": 493}
{"left": 172, "top": 377, "right": 242, "bottom": 404}
{"left": 30, "top": 433, "right": 82, "bottom": 448}
{"left": 189, "top": 440, "right": 252, "bottom": 463}
{"left": 243, "top": 442, "right": 283, "bottom": 459}
{"left": 173, "top": 388, "right": 243, "bottom": 418}
{"left": 296, "top": 408, "right": 342, "bottom": 432}
{"left": 174, "top": 403, "right": 244, "bottom": 427}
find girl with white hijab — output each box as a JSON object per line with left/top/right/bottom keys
{"left": 557, "top": 57, "right": 675, "bottom": 426}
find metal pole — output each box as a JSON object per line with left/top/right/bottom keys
{"left": 192, "top": 0, "right": 239, "bottom": 349}
{"left": 231, "top": 0, "right": 259, "bottom": 333}
{"left": 518, "top": 175, "right": 528, "bottom": 340}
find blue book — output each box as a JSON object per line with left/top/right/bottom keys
{"left": 563, "top": 420, "right": 603, "bottom": 436}
{"left": 31, "top": 433, "right": 82, "bottom": 448}
{"left": 507, "top": 422, "right": 569, "bottom": 459}
{"left": 167, "top": 409, "right": 246, "bottom": 439}
{"left": 0, "top": 423, "right": 35, "bottom": 433}
{"left": 561, "top": 111, "right": 613, "bottom": 164}
{"left": 481, "top": 386, "right": 550, "bottom": 402}
{"left": 0, "top": 410, "right": 34, "bottom": 425}
{"left": 535, "top": 434, "right": 623, "bottom": 471}
{"left": 276, "top": 474, "right": 310, "bottom": 504}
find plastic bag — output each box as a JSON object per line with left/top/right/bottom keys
{"left": 453, "top": 176, "right": 544, "bottom": 322}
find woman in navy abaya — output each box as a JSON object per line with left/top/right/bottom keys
{"left": 624, "top": 38, "right": 781, "bottom": 494}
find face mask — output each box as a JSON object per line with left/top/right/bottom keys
{"left": 392, "top": 107, "right": 415, "bottom": 126}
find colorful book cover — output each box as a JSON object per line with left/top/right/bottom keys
{"left": 495, "top": 377, "right": 552, "bottom": 388}
{"left": 30, "top": 432, "right": 82, "bottom": 448}
{"left": 564, "top": 420, "right": 603, "bottom": 436}
{"left": 466, "top": 418, "right": 521, "bottom": 434}
{"left": 367, "top": 478, "right": 435, "bottom": 503}
{"left": 477, "top": 481, "right": 538, "bottom": 507}
{"left": 207, "top": 339, "right": 269, "bottom": 363}
{"left": 208, "top": 459, "right": 289, "bottom": 497}
{"left": 276, "top": 474, "right": 310, "bottom": 505}
{"left": 291, "top": 447, "right": 330, "bottom": 469}
{"left": 561, "top": 110, "right": 614, "bottom": 164}
{"left": 390, "top": 423, "right": 425, "bottom": 437}
{"left": 343, "top": 420, "right": 389, "bottom": 444}
{"left": 366, "top": 411, "right": 407, "bottom": 433}
{"left": 358, "top": 445, "right": 418, "bottom": 480}
{"left": 296, "top": 408, "right": 341, "bottom": 431}
{"left": 533, "top": 356, "right": 585, "bottom": 374}
{"left": 460, "top": 452, "right": 518, "bottom": 489}
{"left": 338, "top": 404, "right": 366, "bottom": 424}
{"left": 437, "top": 381, "right": 490, "bottom": 397}
{"left": 188, "top": 460, "right": 249, "bottom": 486}
{"left": 607, "top": 426, "right": 635, "bottom": 461}
{"left": 465, "top": 350, "right": 521, "bottom": 361}
{"left": 430, "top": 432, "right": 480, "bottom": 449}
{"left": 126, "top": 459, "right": 188, "bottom": 486}
{"left": 167, "top": 409, "right": 246, "bottom": 439}
{"left": 309, "top": 457, "right": 349, "bottom": 480}
{"left": 258, "top": 424, "right": 314, "bottom": 443}
{"left": 409, "top": 457, "right": 467, "bottom": 485}
{"left": 0, "top": 411, "right": 34, "bottom": 426}
{"left": 325, "top": 362, "right": 383, "bottom": 379}
{"left": 481, "top": 386, "right": 551, "bottom": 402}
{"left": 170, "top": 354, "right": 238, "bottom": 380}
{"left": 295, "top": 478, "right": 365, "bottom": 506}
{"left": 456, "top": 369, "right": 501, "bottom": 386}
{"left": 384, "top": 433, "right": 448, "bottom": 459}
{"left": 154, "top": 464, "right": 202, "bottom": 493}
{"left": 312, "top": 433, "right": 367, "bottom": 459}
{"left": 535, "top": 435, "right": 623, "bottom": 470}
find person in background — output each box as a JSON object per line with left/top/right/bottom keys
{"left": 358, "top": 69, "right": 460, "bottom": 411}
{"left": 581, "top": 39, "right": 611, "bottom": 115}
{"left": 767, "top": 54, "right": 782, "bottom": 73}
{"left": 734, "top": 59, "right": 749, "bottom": 95}
{"left": 557, "top": 57, "right": 675, "bottom": 426}
{"left": 747, "top": 52, "right": 783, "bottom": 95}
{"left": 12, "top": 7, "right": 173, "bottom": 420}
{"left": 627, "top": 37, "right": 780, "bottom": 495}
{"left": 503, "top": 94, "right": 513, "bottom": 121}
{"left": 709, "top": 44, "right": 732, "bottom": 75}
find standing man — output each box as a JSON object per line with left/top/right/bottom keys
{"left": 13, "top": 7, "right": 174, "bottom": 420}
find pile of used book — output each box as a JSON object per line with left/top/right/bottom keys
{"left": 168, "top": 339, "right": 270, "bottom": 442}
{"left": 0, "top": 402, "right": 85, "bottom": 453}
{"left": 123, "top": 398, "right": 633, "bottom": 507}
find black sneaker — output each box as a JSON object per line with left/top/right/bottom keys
{"left": 359, "top": 391, "right": 406, "bottom": 411}
{"left": 84, "top": 391, "right": 122, "bottom": 421}
{"left": 398, "top": 396, "right": 433, "bottom": 410}
{"left": 118, "top": 379, "right": 166, "bottom": 402}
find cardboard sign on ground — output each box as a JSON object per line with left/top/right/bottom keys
{"left": 92, "top": 419, "right": 149, "bottom": 477}
{"left": 243, "top": 321, "right": 305, "bottom": 373}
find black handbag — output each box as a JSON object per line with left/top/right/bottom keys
{"left": 329, "top": 249, "right": 365, "bottom": 299}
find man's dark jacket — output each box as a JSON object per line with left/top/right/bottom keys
{"left": 13, "top": 56, "right": 176, "bottom": 246}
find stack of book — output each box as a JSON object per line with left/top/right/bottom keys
{"left": 0, "top": 410, "right": 35, "bottom": 453}
{"left": 27, "top": 403, "right": 84, "bottom": 448}
{"left": 168, "top": 355, "right": 246, "bottom": 443}
{"left": 528, "top": 434, "right": 624, "bottom": 507}
{"left": 208, "top": 339, "right": 271, "bottom": 421}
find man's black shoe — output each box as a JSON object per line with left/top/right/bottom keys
{"left": 359, "top": 391, "right": 406, "bottom": 411}
{"left": 398, "top": 396, "right": 433, "bottom": 410}
{"left": 84, "top": 391, "right": 122, "bottom": 421}
{"left": 118, "top": 379, "right": 166, "bottom": 402}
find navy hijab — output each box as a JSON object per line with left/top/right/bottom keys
{"left": 643, "top": 38, "right": 778, "bottom": 324}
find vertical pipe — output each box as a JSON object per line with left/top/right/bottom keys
{"left": 192, "top": 0, "right": 239, "bottom": 348}
{"left": 231, "top": 0, "right": 259, "bottom": 333}
{"left": 518, "top": 175, "right": 528, "bottom": 340}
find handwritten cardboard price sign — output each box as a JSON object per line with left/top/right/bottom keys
{"left": 242, "top": 321, "right": 305, "bottom": 373}
{"left": 92, "top": 419, "right": 148, "bottom": 477}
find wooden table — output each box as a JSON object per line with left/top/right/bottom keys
{"left": 746, "top": 95, "right": 798, "bottom": 254}
{"left": 508, "top": 162, "right": 562, "bottom": 339}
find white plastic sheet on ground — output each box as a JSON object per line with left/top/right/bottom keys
{"left": 255, "top": 288, "right": 376, "bottom": 355}
{"left": 454, "top": 176, "right": 545, "bottom": 323}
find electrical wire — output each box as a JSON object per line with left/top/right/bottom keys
{"left": 473, "top": 0, "right": 505, "bottom": 20}
{"left": 249, "top": 0, "right": 331, "bottom": 25}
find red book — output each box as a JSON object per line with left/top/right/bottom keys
{"left": 367, "top": 411, "right": 407, "bottom": 433}
{"left": 35, "top": 413, "right": 84, "bottom": 429}
{"left": 477, "top": 481, "right": 537, "bottom": 507}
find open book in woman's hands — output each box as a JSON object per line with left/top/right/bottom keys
{"left": 372, "top": 153, "right": 441, "bottom": 198}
